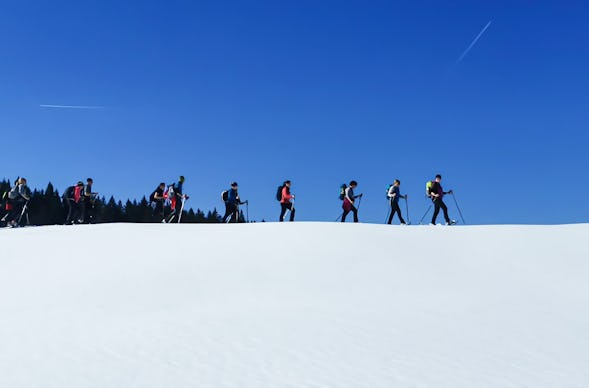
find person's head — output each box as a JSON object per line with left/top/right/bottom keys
{"left": 159, "top": 182, "right": 165, "bottom": 189}
{"left": 435, "top": 174, "right": 442, "bottom": 182}
{"left": 349, "top": 180, "right": 358, "bottom": 188}
{"left": 77, "top": 181, "right": 84, "bottom": 187}
{"left": 284, "top": 180, "right": 291, "bottom": 187}
{"left": 178, "top": 175, "right": 185, "bottom": 183}
{"left": 231, "top": 182, "right": 238, "bottom": 189}
{"left": 394, "top": 179, "right": 401, "bottom": 186}
{"left": 19, "top": 178, "right": 26, "bottom": 185}
{"left": 87, "top": 178, "right": 93, "bottom": 185}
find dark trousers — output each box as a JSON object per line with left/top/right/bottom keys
{"left": 153, "top": 200, "right": 164, "bottom": 220}
{"left": 432, "top": 199, "right": 450, "bottom": 224}
{"left": 387, "top": 200, "right": 406, "bottom": 224}
{"left": 65, "top": 199, "right": 80, "bottom": 224}
{"left": 279, "top": 202, "right": 295, "bottom": 222}
{"left": 341, "top": 205, "right": 358, "bottom": 223}
{"left": 223, "top": 202, "right": 238, "bottom": 223}
{"left": 7, "top": 200, "right": 26, "bottom": 225}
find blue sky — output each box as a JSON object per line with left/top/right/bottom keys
{"left": 1, "top": 1, "right": 587, "bottom": 224}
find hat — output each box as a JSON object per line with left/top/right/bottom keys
{"left": 231, "top": 182, "right": 238, "bottom": 187}
{"left": 179, "top": 175, "right": 185, "bottom": 183}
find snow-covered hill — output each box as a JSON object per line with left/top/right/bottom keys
{"left": 1, "top": 223, "right": 588, "bottom": 387}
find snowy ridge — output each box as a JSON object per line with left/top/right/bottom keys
{"left": 1, "top": 223, "right": 588, "bottom": 387}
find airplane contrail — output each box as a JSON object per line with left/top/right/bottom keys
{"left": 40, "top": 104, "right": 105, "bottom": 109}
{"left": 456, "top": 20, "right": 492, "bottom": 64}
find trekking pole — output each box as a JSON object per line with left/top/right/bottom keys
{"left": 405, "top": 196, "right": 410, "bottom": 225}
{"left": 356, "top": 195, "right": 363, "bottom": 211}
{"left": 246, "top": 200, "right": 249, "bottom": 223}
{"left": 178, "top": 196, "right": 186, "bottom": 223}
{"left": 451, "top": 192, "right": 466, "bottom": 224}
{"left": 419, "top": 205, "right": 432, "bottom": 225}
{"left": 17, "top": 201, "right": 29, "bottom": 226}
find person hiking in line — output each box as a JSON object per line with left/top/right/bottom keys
{"left": 223, "top": 182, "right": 246, "bottom": 223}
{"left": 428, "top": 174, "right": 455, "bottom": 225}
{"left": 80, "top": 178, "right": 98, "bottom": 223}
{"left": 6, "top": 177, "right": 31, "bottom": 227}
{"left": 166, "top": 175, "right": 189, "bottom": 223}
{"left": 279, "top": 180, "right": 295, "bottom": 222}
{"left": 387, "top": 179, "right": 407, "bottom": 225}
{"left": 63, "top": 182, "right": 82, "bottom": 224}
{"left": 341, "top": 180, "right": 362, "bottom": 223}
{"left": 150, "top": 182, "right": 166, "bottom": 221}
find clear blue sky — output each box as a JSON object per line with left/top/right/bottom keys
{"left": 2, "top": 1, "right": 587, "bottom": 224}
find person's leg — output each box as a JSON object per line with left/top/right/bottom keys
{"left": 66, "top": 200, "right": 74, "bottom": 224}
{"left": 440, "top": 200, "right": 450, "bottom": 223}
{"left": 289, "top": 204, "right": 295, "bottom": 221}
{"left": 231, "top": 204, "right": 239, "bottom": 223}
{"left": 394, "top": 202, "right": 406, "bottom": 224}
{"left": 222, "top": 203, "right": 231, "bottom": 223}
{"left": 341, "top": 208, "right": 349, "bottom": 222}
{"left": 352, "top": 205, "right": 358, "bottom": 222}
{"left": 431, "top": 200, "right": 441, "bottom": 224}
{"left": 279, "top": 203, "right": 287, "bottom": 222}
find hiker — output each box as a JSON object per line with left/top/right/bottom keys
{"left": 80, "top": 178, "right": 97, "bottom": 223}
{"left": 150, "top": 182, "right": 166, "bottom": 221}
{"left": 64, "top": 181, "right": 85, "bottom": 224}
{"left": 223, "top": 182, "right": 246, "bottom": 223}
{"left": 341, "top": 180, "right": 362, "bottom": 223}
{"left": 387, "top": 179, "right": 407, "bottom": 225}
{"left": 279, "top": 180, "right": 295, "bottom": 222}
{"left": 427, "top": 174, "right": 455, "bottom": 225}
{"left": 5, "top": 177, "right": 31, "bottom": 227}
{"left": 166, "top": 175, "right": 189, "bottom": 223}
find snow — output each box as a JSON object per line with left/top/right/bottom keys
{"left": 1, "top": 222, "right": 588, "bottom": 387}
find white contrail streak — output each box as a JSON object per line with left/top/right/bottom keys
{"left": 456, "top": 20, "right": 492, "bottom": 64}
{"left": 40, "top": 104, "right": 105, "bottom": 109}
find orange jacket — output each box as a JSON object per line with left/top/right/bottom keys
{"left": 281, "top": 186, "right": 293, "bottom": 204}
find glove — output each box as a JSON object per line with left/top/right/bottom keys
{"left": 359, "top": 193, "right": 363, "bottom": 198}
{"left": 448, "top": 190, "right": 453, "bottom": 194}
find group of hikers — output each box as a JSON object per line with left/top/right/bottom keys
{"left": 2, "top": 173, "right": 458, "bottom": 227}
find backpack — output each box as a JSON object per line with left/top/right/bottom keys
{"left": 276, "top": 185, "right": 285, "bottom": 202}
{"left": 385, "top": 183, "right": 393, "bottom": 199}
{"left": 339, "top": 184, "right": 347, "bottom": 200}
{"left": 167, "top": 184, "right": 175, "bottom": 201}
{"left": 425, "top": 181, "right": 434, "bottom": 197}
{"left": 149, "top": 188, "right": 158, "bottom": 203}
{"left": 221, "top": 190, "right": 229, "bottom": 202}
{"left": 63, "top": 186, "right": 75, "bottom": 200}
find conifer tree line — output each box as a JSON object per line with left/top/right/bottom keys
{"left": 0, "top": 179, "right": 235, "bottom": 225}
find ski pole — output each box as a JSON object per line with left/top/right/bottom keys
{"left": 451, "top": 192, "right": 466, "bottom": 224}
{"left": 419, "top": 205, "right": 432, "bottom": 225}
{"left": 405, "top": 196, "right": 410, "bottom": 225}
{"left": 384, "top": 205, "right": 391, "bottom": 224}
{"left": 246, "top": 200, "right": 249, "bottom": 223}
{"left": 356, "top": 195, "right": 363, "bottom": 211}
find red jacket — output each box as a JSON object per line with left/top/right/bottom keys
{"left": 281, "top": 186, "right": 293, "bottom": 204}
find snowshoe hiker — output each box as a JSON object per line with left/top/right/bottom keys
{"left": 150, "top": 182, "right": 166, "bottom": 221}
{"left": 6, "top": 177, "right": 31, "bottom": 227}
{"left": 341, "top": 180, "right": 362, "bottom": 223}
{"left": 278, "top": 180, "right": 295, "bottom": 222}
{"left": 80, "top": 178, "right": 97, "bottom": 223}
{"left": 427, "top": 174, "right": 455, "bottom": 225}
{"left": 223, "top": 182, "right": 246, "bottom": 223}
{"left": 165, "top": 175, "right": 189, "bottom": 223}
{"left": 387, "top": 179, "right": 407, "bottom": 225}
{"left": 64, "top": 181, "right": 84, "bottom": 224}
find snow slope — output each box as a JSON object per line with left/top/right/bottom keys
{"left": 1, "top": 223, "right": 588, "bottom": 387}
